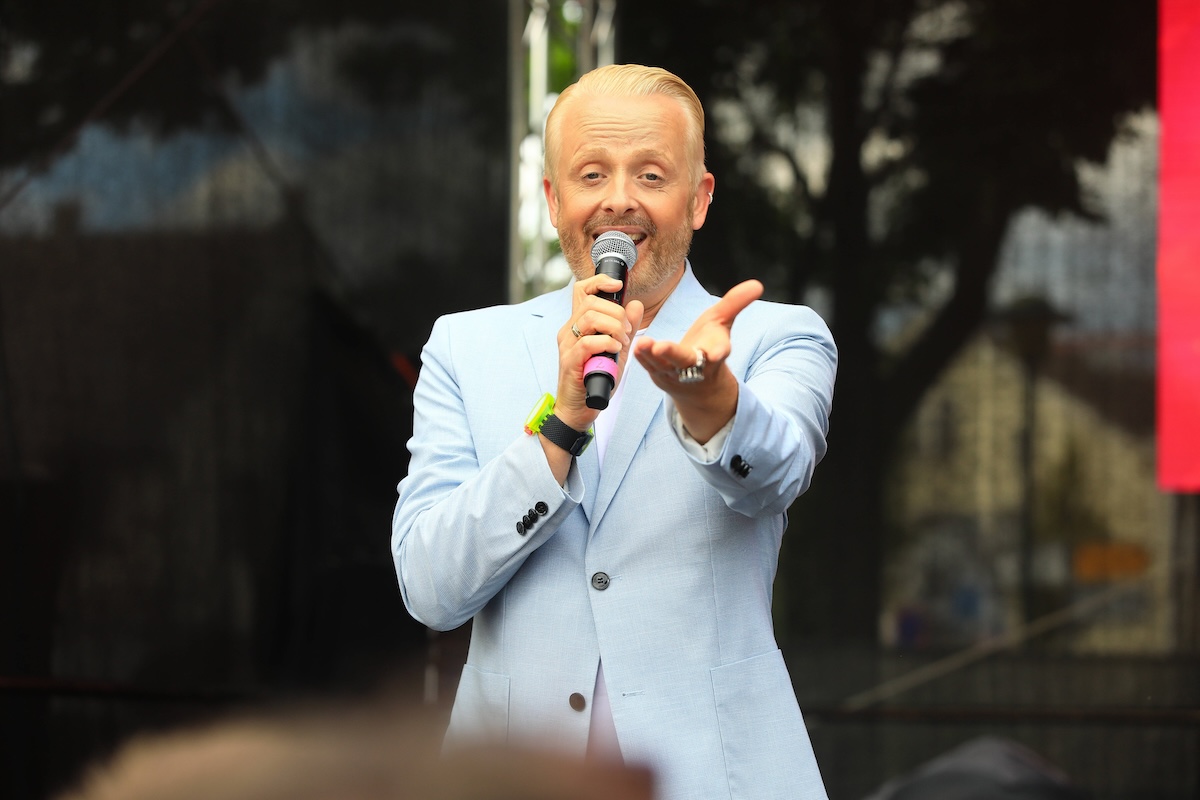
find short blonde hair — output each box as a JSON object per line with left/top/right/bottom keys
{"left": 543, "top": 64, "right": 706, "bottom": 189}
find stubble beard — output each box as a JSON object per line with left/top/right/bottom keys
{"left": 560, "top": 213, "right": 695, "bottom": 299}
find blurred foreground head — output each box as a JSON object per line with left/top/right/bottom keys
{"left": 57, "top": 701, "right": 654, "bottom": 800}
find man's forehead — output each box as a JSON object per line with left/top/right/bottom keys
{"left": 561, "top": 98, "right": 686, "bottom": 148}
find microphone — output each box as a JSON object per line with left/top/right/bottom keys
{"left": 584, "top": 231, "right": 638, "bottom": 410}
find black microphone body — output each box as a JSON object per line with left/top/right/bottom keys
{"left": 584, "top": 231, "right": 639, "bottom": 410}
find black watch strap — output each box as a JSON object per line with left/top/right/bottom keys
{"left": 540, "top": 414, "right": 593, "bottom": 457}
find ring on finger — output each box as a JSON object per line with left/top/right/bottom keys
{"left": 677, "top": 347, "right": 707, "bottom": 383}
{"left": 571, "top": 322, "right": 583, "bottom": 339}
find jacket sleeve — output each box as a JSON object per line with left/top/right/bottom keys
{"left": 390, "top": 316, "right": 582, "bottom": 631}
{"left": 670, "top": 303, "right": 837, "bottom": 518}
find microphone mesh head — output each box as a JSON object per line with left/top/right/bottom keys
{"left": 590, "top": 231, "right": 639, "bottom": 268}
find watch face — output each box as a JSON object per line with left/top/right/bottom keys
{"left": 568, "top": 431, "right": 592, "bottom": 457}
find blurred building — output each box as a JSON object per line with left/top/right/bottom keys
{"left": 884, "top": 328, "right": 1177, "bottom": 653}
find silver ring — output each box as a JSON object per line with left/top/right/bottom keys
{"left": 571, "top": 322, "right": 582, "bottom": 338}
{"left": 676, "top": 348, "right": 707, "bottom": 383}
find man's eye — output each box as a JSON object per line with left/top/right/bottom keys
{"left": 644, "top": 173, "right": 661, "bottom": 182}
{"left": 583, "top": 172, "right": 601, "bottom": 180}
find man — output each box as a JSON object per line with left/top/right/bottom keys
{"left": 392, "top": 64, "right": 835, "bottom": 799}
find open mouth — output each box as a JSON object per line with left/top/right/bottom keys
{"left": 591, "top": 230, "right": 648, "bottom": 245}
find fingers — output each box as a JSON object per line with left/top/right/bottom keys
{"left": 555, "top": 276, "right": 640, "bottom": 428}
{"left": 633, "top": 340, "right": 681, "bottom": 374}
{"left": 566, "top": 273, "right": 631, "bottom": 345}
{"left": 573, "top": 271, "right": 625, "bottom": 304}
{"left": 569, "top": 306, "right": 630, "bottom": 347}
{"left": 664, "top": 279, "right": 763, "bottom": 364}
{"left": 631, "top": 279, "right": 763, "bottom": 390}
{"left": 633, "top": 337, "right": 719, "bottom": 384}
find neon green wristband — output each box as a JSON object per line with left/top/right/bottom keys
{"left": 524, "top": 392, "right": 556, "bottom": 435}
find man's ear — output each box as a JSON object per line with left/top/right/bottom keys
{"left": 543, "top": 177, "right": 560, "bottom": 228}
{"left": 692, "top": 172, "right": 716, "bottom": 230}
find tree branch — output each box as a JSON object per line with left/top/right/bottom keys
{"left": 862, "top": 0, "right": 919, "bottom": 135}
{"left": 881, "top": 183, "right": 1011, "bottom": 434}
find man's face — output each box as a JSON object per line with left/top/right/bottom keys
{"left": 544, "top": 94, "right": 714, "bottom": 302}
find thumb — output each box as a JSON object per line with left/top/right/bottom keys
{"left": 620, "top": 300, "right": 645, "bottom": 372}
{"left": 708, "top": 279, "right": 764, "bottom": 327}
{"left": 626, "top": 299, "right": 646, "bottom": 335}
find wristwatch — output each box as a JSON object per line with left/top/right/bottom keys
{"left": 539, "top": 413, "right": 594, "bottom": 457}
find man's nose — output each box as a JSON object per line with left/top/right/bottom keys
{"left": 602, "top": 178, "right": 638, "bottom": 215}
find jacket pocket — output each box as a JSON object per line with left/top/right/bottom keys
{"left": 711, "top": 650, "right": 827, "bottom": 799}
{"left": 445, "top": 663, "right": 511, "bottom": 745}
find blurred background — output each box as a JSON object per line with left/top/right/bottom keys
{"left": 0, "top": 1, "right": 1196, "bottom": 798}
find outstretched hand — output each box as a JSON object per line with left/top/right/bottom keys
{"left": 633, "top": 279, "right": 763, "bottom": 443}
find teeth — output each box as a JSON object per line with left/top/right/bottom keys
{"left": 592, "top": 232, "right": 646, "bottom": 244}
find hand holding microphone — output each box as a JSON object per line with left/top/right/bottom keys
{"left": 583, "top": 231, "right": 639, "bottom": 409}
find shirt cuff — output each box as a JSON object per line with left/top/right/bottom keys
{"left": 667, "top": 401, "right": 734, "bottom": 463}
{"left": 561, "top": 457, "right": 585, "bottom": 502}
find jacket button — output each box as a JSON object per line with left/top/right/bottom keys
{"left": 731, "top": 454, "right": 752, "bottom": 478}
{"left": 535, "top": 501, "right": 549, "bottom": 516}
{"left": 522, "top": 513, "right": 534, "bottom": 528}
{"left": 591, "top": 572, "right": 610, "bottom": 590}
{"left": 569, "top": 692, "right": 587, "bottom": 712}
{"left": 516, "top": 521, "right": 526, "bottom": 536}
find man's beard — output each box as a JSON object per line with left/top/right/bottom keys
{"left": 560, "top": 213, "right": 695, "bottom": 298}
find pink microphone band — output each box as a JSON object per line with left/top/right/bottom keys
{"left": 583, "top": 354, "right": 618, "bottom": 381}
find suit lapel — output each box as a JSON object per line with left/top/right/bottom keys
{"left": 588, "top": 266, "right": 714, "bottom": 535}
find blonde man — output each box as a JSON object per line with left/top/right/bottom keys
{"left": 393, "top": 64, "right": 835, "bottom": 799}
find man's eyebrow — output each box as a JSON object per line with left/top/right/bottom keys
{"left": 631, "top": 148, "right": 670, "bottom": 164}
{"left": 570, "top": 148, "right": 609, "bottom": 166}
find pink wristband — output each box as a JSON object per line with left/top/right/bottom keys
{"left": 583, "top": 354, "right": 618, "bottom": 381}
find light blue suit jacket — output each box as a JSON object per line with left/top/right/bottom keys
{"left": 393, "top": 265, "right": 836, "bottom": 799}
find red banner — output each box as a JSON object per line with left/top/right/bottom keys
{"left": 1159, "top": 0, "right": 1200, "bottom": 490}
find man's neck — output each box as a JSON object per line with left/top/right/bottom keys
{"left": 633, "top": 265, "right": 685, "bottom": 330}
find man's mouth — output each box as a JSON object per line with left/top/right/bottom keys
{"left": 590, "top": 230, "right": 648, "bottom": 245}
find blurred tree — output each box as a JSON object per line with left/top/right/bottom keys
{"left": 0, "top": 0, "right": 511, "bottom": 715}
{"left": 0, "top": 0, "right": 511, "bottom": 352}
{"left": 0, "top": 0, "right": 504, "bottom": 174}
{"left": 618, "top": 0, "right": 1155, "bottom": 640}
{"left": 1, "top": 0, "right": 1155, "bottom": 644}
